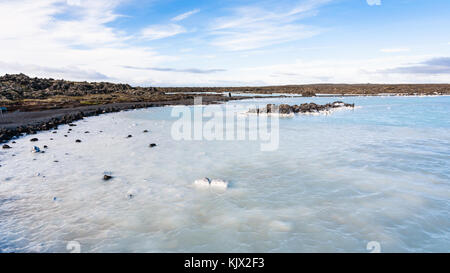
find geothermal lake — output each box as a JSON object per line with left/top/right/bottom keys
{"left": 0, "top": 96, "right": 449, "bottom": 252}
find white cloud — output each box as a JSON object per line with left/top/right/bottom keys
{"left": 380, "top": 48, "right": 410, "bottom": 53}
{"left": 367, "top": 0, "right": 381, "bottom": 6}
{"left": 0, "top": 0, "right": 445, "bottom": 86}
{"left": 0, "top": 61, "right": 109, "bottom": 80}
{"left": 66, "top": 0, "right": 81, "bottom": 6}
{"left": 140, "top": 24, "right": 186, "bottom": 40}
{"left": 171, "top": 9, "right": 200, "bottom": 22}
{"left": 0, "top": 0, "right": 174, "bottom": 83}
{"left": 209, "top": 1, "right": 330, "bottom": 51}
{"left": 212, "top": 25, "right": 320, "bottom": 51}
{"left": 237, "top": 55, "right": 450, "bottom": 85}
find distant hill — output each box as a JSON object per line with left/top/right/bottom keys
{"left": 2, "top": 74, "right": 449, "bottom": 101}
{"left": 159, "top": 83, "right": 450, "bottom": 96}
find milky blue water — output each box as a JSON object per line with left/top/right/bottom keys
{"left": 0, "top": 96, "right": 449, "bottom": 252}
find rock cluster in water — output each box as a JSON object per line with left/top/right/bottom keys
{"left": 248, "top": 101, "right": 355, "bottom": 115}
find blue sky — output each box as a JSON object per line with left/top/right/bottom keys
{"left": 0, "top": 0, "right": 449, "bottom": 86}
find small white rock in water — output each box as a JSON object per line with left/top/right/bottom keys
{"left": 332, "top": 102, "right": 345, "bottom": 107}
{"left": 193, "top": 178, "right": 228, "bottom": 192}
{"left": 210, "top": 179, "right": 228, "bottom": 191}
{"left": 193, "top": 177, "right": 211, "bottom": 189}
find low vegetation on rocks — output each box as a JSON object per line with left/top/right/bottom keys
{"left": 0, "top": 74, "right": 193, "bottom": 111}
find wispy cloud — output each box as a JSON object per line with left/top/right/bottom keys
{"left": 171, "top": 9, "right": 200, "bottom": 22}
{"left": 209, "top": 0, "right": 330, "bottom": 51}
{"left": 140, "top": 24, "right": 186, "bottom": 40}
{"left": 367, "top": 0, "right": 381, "bottom": 6}
{"left": 123, "top": 66, "right": 226, "bottom": 74}
{"left": 382, "top": 57, "right": 450, "bottom": 74}
{"left": 380, "top": 48, "right": 410, "bottom": 53}
{"left": 0, "top": 0, "right": 447, "bottom": 86}
{"left": 66, "top": 0, "right": 81, "bottom": 6}
{"left": 0, "top": 61, "right": 110, "bottom": 80}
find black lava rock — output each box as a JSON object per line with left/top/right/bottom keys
{"left": 103, "top": 175, "right": 113, "bottom": 181}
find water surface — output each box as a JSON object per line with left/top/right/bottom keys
{"left": 0, "top": 96, "right": 449, "bottom": 252}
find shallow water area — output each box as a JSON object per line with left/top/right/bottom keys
{"left": 0, "top": 96, "right": 449, "bottom": 252}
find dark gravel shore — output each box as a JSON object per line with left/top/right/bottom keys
{"left": 0, "top": 95, "right": 251, "bottom": 143}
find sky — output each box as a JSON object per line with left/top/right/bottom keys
{"left": 0, "top": 0, "right": 449, "bottom": 86}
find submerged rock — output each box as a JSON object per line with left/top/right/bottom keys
{"left": 210, "top": 179, "right": 229, "bottom": 191}
{"left": 193, "top": 177, "right": 228, "bottom": 191}
{"left": 149, "top": 143, "right": 157, "bottom": 148}
{"left": 194, "top": 177, "right": 211, "bottom": 189}
{"left": 2, "top": 144, "right": 11, "bottom": 149}
{"left": 127, "top": 189, "right": 137, "bottom": 199}
{"left": 75, "top": 139, "right": 82, "bottom": 143}
{"left": 30, "top": 138, "right": 39, "bottom": 142}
